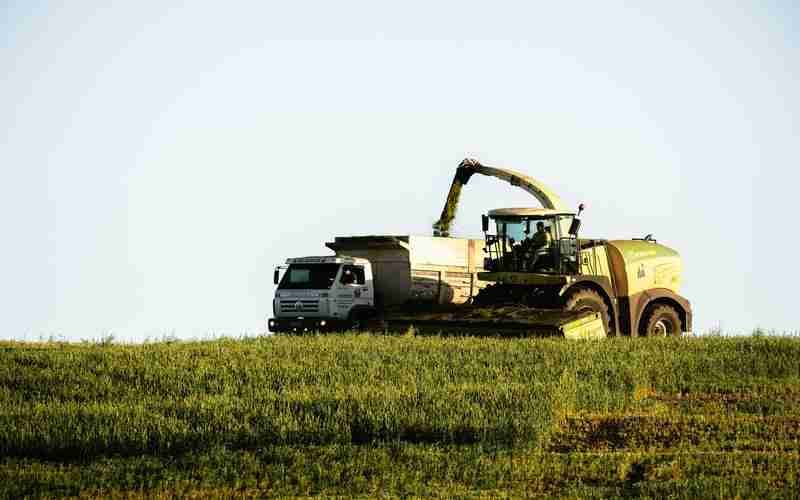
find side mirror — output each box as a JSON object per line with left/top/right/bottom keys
{"left": 481, "top": 214, "right": 489, "bottom": 232}
{"left": 273, "top": 269, "right": 280, "bottom": 285}
{"left": 568, "top": 218, "right": 581, "bottom": 236}
{"left": 525, "top": 220, "right": 531, "bottom": 235}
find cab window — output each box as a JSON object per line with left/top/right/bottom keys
{"left": 340, "top": 265, "right": 365, "bottom": 285}
{"left": 352, "top": 266, "right": 365, "bottom": 284}
{"left": 340, "top": 265, "right": 366, "bottom": 285}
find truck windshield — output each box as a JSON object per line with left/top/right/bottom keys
{"left": 278, "top": 264, "right": 341, "bottom": 290}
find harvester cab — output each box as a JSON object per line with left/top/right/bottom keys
{"left": 482, "top": 208, "right": 582, "bottom": 275}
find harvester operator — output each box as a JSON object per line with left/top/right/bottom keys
{"left": 531, "top": 221, "right": 551, "bottom": 250}
{"left": 518, "top": 221, "right": 551, "bottom": 271}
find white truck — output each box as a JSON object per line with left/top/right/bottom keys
{"left": 268, "top": 235, "right": 486, "bottom": 333}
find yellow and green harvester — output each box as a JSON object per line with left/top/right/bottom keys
{"left": 433, "top": 159, "right": 691, "bottom": 337}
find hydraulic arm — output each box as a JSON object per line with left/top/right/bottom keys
{"left": 432, "top": 158, "right": 566, "bottom": 236}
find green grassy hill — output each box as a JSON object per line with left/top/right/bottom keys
{"left": 1, "top": 335, "right": 799, "bottom": 498}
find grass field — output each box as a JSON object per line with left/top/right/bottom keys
{"left": 1, "top": 334, "right": 799, "bottom": 498}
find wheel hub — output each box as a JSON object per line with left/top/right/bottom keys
{"left": 653, "top": 319, "right": 671, "bottom": 336}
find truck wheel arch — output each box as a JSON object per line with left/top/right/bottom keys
{"left": 348, "top": 306, "right": 377, "bottom": 321}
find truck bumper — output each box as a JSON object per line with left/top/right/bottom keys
{"left": 267, "top": 317, "right": 349, "bottom": 333}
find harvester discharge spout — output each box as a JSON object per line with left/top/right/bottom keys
{"left": 433, "top": 158, "right": 566, "bottom": 237}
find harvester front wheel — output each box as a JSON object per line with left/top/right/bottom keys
{"left": 640, "top": 304, "right": 681, "bottom": 337}
{"left": 564, "top": 288, "right": 614, "bottom": 337}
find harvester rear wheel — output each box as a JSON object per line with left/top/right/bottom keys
{"left": 640, "top": 304, "right": 681, "bottom": 337}
{"left": 564, "top": 288, "right": 614, "bottom": 337}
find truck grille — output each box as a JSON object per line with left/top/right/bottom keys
{"left": 279, "top": 299, "right": 319, "bottom": 313}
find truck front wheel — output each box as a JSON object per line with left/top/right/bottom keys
{"left": 640, "top": 304, "right": 682, "bottom": 337}
{"left": 348, "top": 309, "right": 374, "bottom": 332}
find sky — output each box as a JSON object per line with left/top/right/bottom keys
{"left": 1, "top": 1, "right": 797, "bottom": 341}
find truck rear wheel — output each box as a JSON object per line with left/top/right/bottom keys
{"left": 640, "top": 304, "right": 681, "bottom": 337}
{"left": 564, "top": 288, "right": 614, "bottom": 337}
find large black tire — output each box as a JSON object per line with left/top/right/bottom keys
{"left": 564, "top": 288, "right": 615, "bottom": 337}
{"left": 639, "top": 304, "right": 682, "bottom": 337}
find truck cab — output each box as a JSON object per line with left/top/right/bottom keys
{"left": 268, "top": 256, "right": 374, "bottom": 333}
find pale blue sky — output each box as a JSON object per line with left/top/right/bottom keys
{"left": 1, "top": 2, "right": 797, "bottom": 340}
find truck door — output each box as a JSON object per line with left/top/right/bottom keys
{"left": 350, "top": 265, "right": 371, "bottom": 305}
{"left": 336, "top": 265, "right": 372, "bottom": 317}
{"left": 336, "top": 265, "right": 358, "bottom": 314}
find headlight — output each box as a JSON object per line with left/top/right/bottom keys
{"left": 320, "top": 320, "right": 327, "bottom": 327}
